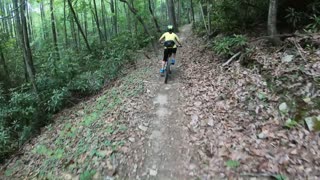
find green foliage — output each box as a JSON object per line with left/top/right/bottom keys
{"left": 285, "top": 8, "right": 304, "bottom": 28}
{"left": 0, "top": 31, "right": 152, "bottom": 163}
{"left": 212, "top": 35, "right": 247, "bottom": 56}
{"left": 46, "top": 88, "right": 71, "bottom": 113}
{"left": 305, "top": 15, "right": 320, "bottom": 32}
{"left": 284, "top": 118, "right": 298, "bottom": 129}
{"left": 209, "top": 0, "right": 268, "bottom": 32}
{"left": 225, "top": 160, "right": 240, "bottom": 168}
{"left": 80, "top": 170, "right": 96, "bottom": 180}
{"left": 68, "top": 71, "right": 104, "bottom": 93}
{"left": 274, "top": 174, "right": 288, "bottom": 180}
{"left": 0, "top": 126, "right": 11, "bottom": 159}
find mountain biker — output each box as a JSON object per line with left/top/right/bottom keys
{"left": 158, "top": 25, "right": 182, "bottom": 74}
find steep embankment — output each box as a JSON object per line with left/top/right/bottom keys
{"left": 179, "top": 31, "right": 320, "bottom": 179}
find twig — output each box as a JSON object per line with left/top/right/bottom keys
{"left": 292, "top": 39, "right": 307, "bottom": 62}
{"left": 222, "top": 52, "right": 241, "bottom": 66}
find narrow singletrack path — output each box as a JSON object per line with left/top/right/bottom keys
{"left": 133, "top": 24, "right": 193, "bottom": 179}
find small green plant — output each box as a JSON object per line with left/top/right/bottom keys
{"left": 80, "top": 170, "right": 96, "bottom": 180}
{"left": 273, "top": 174, "right": 288, "bottom": 180}
{"left": 305, "top": 15, "right": 320, "bottom": 32}
{"left": 213, "top": 35, "right": 247, "bottom": 56}
{"left": 284, "top": 118, "right": 298, "bottom": 129}
{"left": 225, "top": 160, "right": 240, "bottom": 168}
{"left": 285, "top": 8, "right": 305, "bottom": 28}
{"left": 47, "top": 88, "right": 71, "bottom": 113}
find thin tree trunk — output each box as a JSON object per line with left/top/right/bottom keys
{"left": 63, "top": 0, "right": 68, "bottom": 46}
{"left": 148, "top": 0, "right": 161, "bottom": 32}
{"left": 20, "top": 0, "right": 38, "bottom": 96}
{"left": 268, "top": 0, "right": 280, "bottom": 44}
{"left": 50, "top": 0, "right": 60, "bottom": 60}
{"left": 167, "top": 0, "right": 178, "bottom": 32}
{"left": 93, "top": 0, "right": 103, "bottom": 43}
{"left": 110, "top": 0, "right": 118, "bottom": 35}
{"left": 190, "top": 0, "right": 195, "bottom": 23}
{"left": 207, "top": 1, "right": 211, "bottom": 34}
{"left": 83, "top": 12, "right": 87, "bottom": 37}
{"left": 177, "top": 0, "right": 181, "bottom": 25}
{"left": 12, "top": 0, "right": 29, "bottom": 81}
{"left": 115, "top": 0, "right": 118, "bottom": 33}
{"left": 40, "top": 1, "right": 48, "bottom": 40}
{"left": 0, "top": 46, "right": 10, "bottom": 86}
{"left": 67, "top": 0, "right": 91, "bottom": 51}
{"left": 101, "top": 0, "right": 108, "bottom": 40}
{"left": 26, "top": 5, "right": 33, "bottom": 41}
{"left": 70, "top": 13, "right": 78, "bottom": 49}
{"left": 199, "top": 1, "right": 208, "bottom": 34}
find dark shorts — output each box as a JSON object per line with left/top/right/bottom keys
{"left": 163, "top": 48, "right": 177, "bottom": 61}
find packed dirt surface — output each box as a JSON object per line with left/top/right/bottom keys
{"left": 1, "top": 24, "right": 320, "bottom": 180}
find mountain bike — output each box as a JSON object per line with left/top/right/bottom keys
{"left": 161, "top": 45, "right": 182, "bottom": 84}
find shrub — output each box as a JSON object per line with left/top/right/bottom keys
{"left": 46, "top": 87, "right": 71, "bottom": 113}
{"left": 305, "top": 15, "right": 320, "bottom": 32}
{"left": 212, "top": 35, "right": 247, "bottom": 56}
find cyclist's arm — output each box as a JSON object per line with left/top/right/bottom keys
{"left": 159, "top": 34, "right": 165, "bottom": 43}
{"left": 175, "top": 35, "right": 182, "bottom": 46}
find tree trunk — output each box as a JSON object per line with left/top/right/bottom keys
{"left": 63, "top": 0, "right": 68, "bottom": 46}
{"left": 67, "top": 0, "right": 91, "bottom": 51}
{"left": 40, "top": 1, "right": 48, "bottom": 40}
{"left": 207, "top": 1, "right": 211, "bottom": 34}
{"left": 190, "top": 0, "right": 195, "bottom": 23}
{"left": 167, "top": 0, "right": 178, "bottom": 32}
{"left": 84, "top": 11, "right": 88, "bottom": 37}
{"left": 19, "top": 0, "right": 38, "bottom": 95}
{"left": 26, "top": 5, "right": 33, "bottom": 41}
{"left": 0, "top": 46, "right": 10, "bottom": 86}
{"left": 70, "top": 13, "right": 78, "bottom": 49}
{"left": 12, "top": 0, "right": 30, "bottom": 81}
{"left": 101, "top": 0, "right": 108, "bottom": 41}
{"left": 199, "top": 1, "right": 208, "bottom": 34}
{"left": 268, "top": 0, "right": 280, "bottom": 44}
{"left": 50, "top": 0, "right": 60, "bottom": 60}
{"left": 148, "top": 0, "right": 161, "bottom": 32}
{"left": 110, "top": 0, "right": 118, "bottom": 35}
{"left": 93, "top": 0, "right": 103, "bottom": 43}
{"left": 177, "top": 0, "right": 181, "bottom": 25}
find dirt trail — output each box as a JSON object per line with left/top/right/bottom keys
{"left": 133, "top": 25, "right": 193, "bottom": 179}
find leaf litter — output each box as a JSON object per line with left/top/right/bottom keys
{"left": 179, "top": 33, "right": 320, "bottom": 179}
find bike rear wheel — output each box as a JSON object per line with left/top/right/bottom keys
{"left": 164, "top": 61, "right": 170, "bottom": 84}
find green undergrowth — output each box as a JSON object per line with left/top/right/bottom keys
{"left": 4, "top": 67, "right": 151, "bottom": 179}
{"left": 0, "top": 31, "right": 153, "bottom": 162}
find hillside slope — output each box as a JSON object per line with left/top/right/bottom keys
{"left": 1, "top": 24, "right": 320, "bottom": 180}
